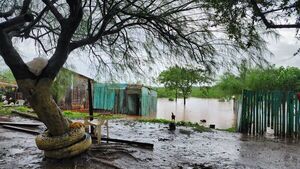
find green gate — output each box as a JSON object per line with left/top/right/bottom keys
{"left": 238, "top": 90, "right": 300, "bottom": 137}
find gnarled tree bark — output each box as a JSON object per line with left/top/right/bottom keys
{"left": 0, "top": 0, "right": 83, "bottom": 136}
{"left": 17, "top": 78, "right": 70, "bottom": 136}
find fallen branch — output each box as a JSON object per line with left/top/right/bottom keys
{"left": 89, "top": 157, "right": 121, "bottom": 169}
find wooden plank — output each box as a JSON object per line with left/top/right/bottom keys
{"left": 248, "top": 91, "right": 252, "bottom": 134}
{"left": 255, "top": 92, "right": 258, "bottom": 135}
{"left": 298, "top": 99, "right": 300, "bottom": 138}
{"left": 295, "top": 97, "right": 298, "bottom": 137}
{"left": 11, "top": 110, "right": 40, "bottom": 121}
{"left": 2, "top": 125, "right": 40, "bottom": 135}
{"left": 239, "top": 90, "right": 246, "bottom": 132}
{"left": 267, "top": 92, "right": 270, "bottom": 127}
{"left": 264, "top": 92, "right": 267, "bottom": 133}
{"left": 91, "top": 136, "right": 153, "bottom": 149}
{"left": 0, "top": 122, "right": 43, "bottom": 126}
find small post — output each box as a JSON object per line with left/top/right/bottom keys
{"left": 106, "top": 121, "right": 109, "bottom": 143}
{"left": 88, "top": 79, "right": 94, "bottom": 133}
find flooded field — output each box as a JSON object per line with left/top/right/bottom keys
{"left": 1, "top": 115, "right": 300, "bottom": 169}
{"left": 157, "top": 98, "right": 235, "bottom": 129}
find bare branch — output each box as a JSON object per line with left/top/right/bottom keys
{"left": 0, "top": 13, "right": 34, "bottom": 30}
{"left": 0, "top": 30, "right": 35, "bottom": 79}
{"left": 42, "top": 0, "right": 65, "bottom": 24}
{"left": 0, "top": 7, "right": 17, "bottom": 18}
{"left": 251, "top": 0, "right": 300, "bottom": 29}
{"left": 42, "top": 0, "right": 83, "bottom": 79}
{"left": 20, "top": 0, "right": 32, "bottom": 15}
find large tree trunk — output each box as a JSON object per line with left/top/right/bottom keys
{"left": 17, "top": 78, "right": 70, "bottom": 136}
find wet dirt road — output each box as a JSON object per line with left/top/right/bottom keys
{"left": 1, "top": 116, "right": 300, "bottom": 169}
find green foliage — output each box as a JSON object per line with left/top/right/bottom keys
{"left": 156, "top": 86, "right": 225, "bottom": 99}
{"left": 190, "top": 86, "right": 225, "bottom": 98}
{"left": 158, "top": 66, "right": 213, "bottom": 104}
{"left": 0, "top": 69, "right": 15, "bottom": 83}
{"left": 51, "top": 69, "right": 73, "bottom": 103}
{"left": 217, "top": 73, "right": 244, "bottom": 96}
{"left": 156, "top": 87, "right": 176, "bottom": 98}
{"left": 217, "top": 65, "right": 300, "bottom": 96}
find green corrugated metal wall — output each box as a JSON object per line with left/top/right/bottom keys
{"left": 93, "top": 83, "right": 157, "bottom": 116}
{"left": 141, "top": 87, "right": 157, "bottom": 116}
{"left": 93, "top": 83, "right": 127, "bottom": 111}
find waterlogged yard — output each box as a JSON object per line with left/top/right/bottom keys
{"left": 1, "top": 114, "right": 300, "bottom": 169}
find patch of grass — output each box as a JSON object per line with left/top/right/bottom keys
{"left": 137, "top": 118, "right": 212, "bottom": 133}
{"left": 63, "top": 110, "right": 125, "bottom": 120}
{"left": 14, "top": 106, "right": 32, "bottom": 112}
{"left": 0, "top": 103, "right": 33, "bottom": 116}
{"left": 63, "top": 111, "right": 88, "bottom": 119}
{"left": 0, "top": 106, "right": 12, "bottom": 115}
{"left": 193, "top": 125, "right": 212, "bottom": 133}
{"left": 137, "top": 118, "right": 172, "bottom": 124}
{"left": 217, "top": 127, "right": 236, "bottom": 133}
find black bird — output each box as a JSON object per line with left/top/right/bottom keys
{"left": 200, "top": 119, "right": 206, "bottom": 123}
{"left": 171, "top": 113, "right": 175, "bottom": 121}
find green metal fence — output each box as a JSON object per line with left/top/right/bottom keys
{"left": 238, "top": 90, "right": 300, "bottom": 137}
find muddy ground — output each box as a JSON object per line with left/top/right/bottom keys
{"left": 1, "top": 115, "right": 300, "bottom": 169}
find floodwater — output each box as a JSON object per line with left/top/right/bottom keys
{"left": 157, "top": 98, "right": 235, "bottom": 129}
{"left": 2, "top": 116, "right": 300, "bottom": 169}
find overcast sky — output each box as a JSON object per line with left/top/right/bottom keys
{"left": 267, "top": 29, "right": 299, "bottom": 67}
{"left": 0, "top": 28, "right": 299, "bottom": 85}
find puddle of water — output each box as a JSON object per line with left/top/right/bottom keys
{"left": 9, "top": 148, "right": 24, "bottom": 154}
{"left": 156, "top": 98, "right": 235, "bottom": 129}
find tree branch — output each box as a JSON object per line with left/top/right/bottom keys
{"left": 262, "top": 3, "right": 297, "bottom": 15}
{"left": 20, "top": 0, "right": 32, "bottom": 15}
{"left": 42, "top": 0, "right": 65, "bottom": 24}
{"left": 41, "top": 0, "right": 83, "bottom": 79}
{"left": 0, "top": 13, "right": 34, "bottom": 30}
{"left": 0, "top": 7, "right": 17, "bottom": 18}
{"left": 0, "top": 30, "right": 35, "bottom": 79}
{"left": 251, "top": 0, "right": 300, "bottom": 29}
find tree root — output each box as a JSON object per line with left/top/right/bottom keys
{"left": 89, "top": 157, "right": 121, "bottom": 169}
{"left": 87, "top": 143, "right": 140, "bottom": 168}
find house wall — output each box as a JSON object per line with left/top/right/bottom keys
{"left": 60, "top": 73, "right": 91, "bottom": 111}
{"left": 93, "top": 83, "right": 157, "bottom": 116}
{"left": 141, "top": 87, "right": 157, "bottom": 116}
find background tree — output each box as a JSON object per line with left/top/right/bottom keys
{"left": 0, "top": 0, "right": 268, "bottom": 139}
{"left": 158, "top": 66, "right": 181, "bottom": 101}
{"left": 248, "top": 0, "right": 300, "bottom": 29}
{"left": 217, "top": 65, "right": 300, "bottom": 96}
{"left": 0, "top": 69, "right": 15, "bottom": 84}
{"left": 51, "top": 68, "right": 72, "bottom": 103}
{"left": 159, "top": 66, "right": 212, "bottom": 105}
